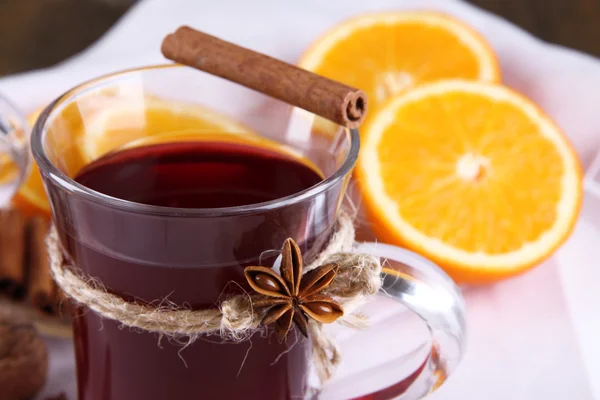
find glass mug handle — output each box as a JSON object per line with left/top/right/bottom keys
{"left": 322, "top": 242, "right": 467, "bottom": 399}
{"left": 0, "top": 94, "right": 30, "bottom": 203}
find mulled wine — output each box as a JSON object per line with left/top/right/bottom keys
{"left": 62, "top": 139, "right": 331, "bottom": 400}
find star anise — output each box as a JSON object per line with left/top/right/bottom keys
{"left": 244, "top": 238, "right": 343, "bottom": 339}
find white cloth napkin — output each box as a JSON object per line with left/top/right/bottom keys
{"left": 1, "top": 0, "right": 598, "bottom": 398}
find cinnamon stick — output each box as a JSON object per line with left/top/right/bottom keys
{"left": 0, "top": 209, "right": 27, "bottom": 299}
{"left": 161, "top": 26, "right": 367, "bottom": 128}
{"left": 27, "top": 217, "right": 56, "bottom": 314}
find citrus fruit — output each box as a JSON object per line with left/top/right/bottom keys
{"left": 80, "top": 96, "right": 255, "bottom": 161}
{"left": 11, "top": 163, "right": 50, "bottom": 217}
{"left": 11, "top": 97, "right": 255, "bottom": 217}
{"left": 0, "top": 110, "right": 32, "bottom": 185}
{"left": 0, "top": 154, "right": 19, "bottom": 185}
{"left": 299, "top": 11, "right": 500, "bottom": 111}
{"left": 356, "top": 80, "right": 582, "bottom": 283}
{"left": 10, "top": 108, "right": 50, "bottom": 217}
{"left": 121, "top": 130, "right": 244, "bottom": 148}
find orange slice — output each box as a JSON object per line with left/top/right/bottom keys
{"left": 356, "top": 80, "right": 582, "bottom": 283}
{"left": 12, "top": 97, "right": 255, "bottom": 217}
{"left": 10, "top": 108, "right": 51, "bottom": 217}
{"left": 11, "top": 163, "right": 50, "bottom": 217}
{"left": 122, "top": 130, "right": 321, "bottom": 176}
{"left": 81, "top": 97, "right": 255, "bottom": 161}
{"left": 299, "top": 12, "right": 499, "bottom": 113}
{"left": 120, "top": 130, "right": 254, "bottom": 149}
{"left": 123, "top": 130, "right": 286, "bottom": 154}
{"left": 0, "top": 110, "right": 32, "bottom": 185}
{"left": 0, "top": 154, "right": 19, "bottom": 185}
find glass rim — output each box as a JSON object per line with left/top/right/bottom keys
{"left": 30, "top": 64, "right": 360, "bottom": 217}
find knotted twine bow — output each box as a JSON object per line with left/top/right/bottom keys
{"left": 47, "top": 212, "right": 382, "bottom": 384}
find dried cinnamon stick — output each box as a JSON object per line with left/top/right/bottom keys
{"left": 161, "top": 26, "right": 367, "bottom": 128}
{"left": 27, "top": 217, "right": 56, "bottom": 314}
{"left": 0, "top": 209, "right": 27, "bottom": 299}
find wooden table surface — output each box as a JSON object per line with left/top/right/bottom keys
{"left": 0, "top": 0, "right": 598, "bottom": 77}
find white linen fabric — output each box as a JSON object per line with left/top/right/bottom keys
{"left": 0, "top": 0, "right": 597, "bottom": 398}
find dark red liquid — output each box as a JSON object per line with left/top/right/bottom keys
{"left": 64, "top": 140, "right": 329, "bottom": 400}
{"left": 75, "top": 141, "right": 322, "bottom": 209}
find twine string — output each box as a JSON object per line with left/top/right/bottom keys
{"left": 47, "top": 212, "right": 382, "bottom": 384}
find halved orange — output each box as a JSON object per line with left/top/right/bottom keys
{"left": 356, "top": 80, "right": 582, "bottom": 283}
{"left": 299, "top": 11, "right": 500, "bottom": 111}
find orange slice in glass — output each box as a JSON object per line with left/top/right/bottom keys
{"left": 12, "top": 98, "right": 256, "bottom": 217}
{"left": 80, "top": 97, "right": 255, "bottom": 162}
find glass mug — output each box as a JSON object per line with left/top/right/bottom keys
{"left": 3, "top": 66, "right": 465, "bottom": 399}
{"left": 0, "top": 96, "right": 29, "bottom": 207}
